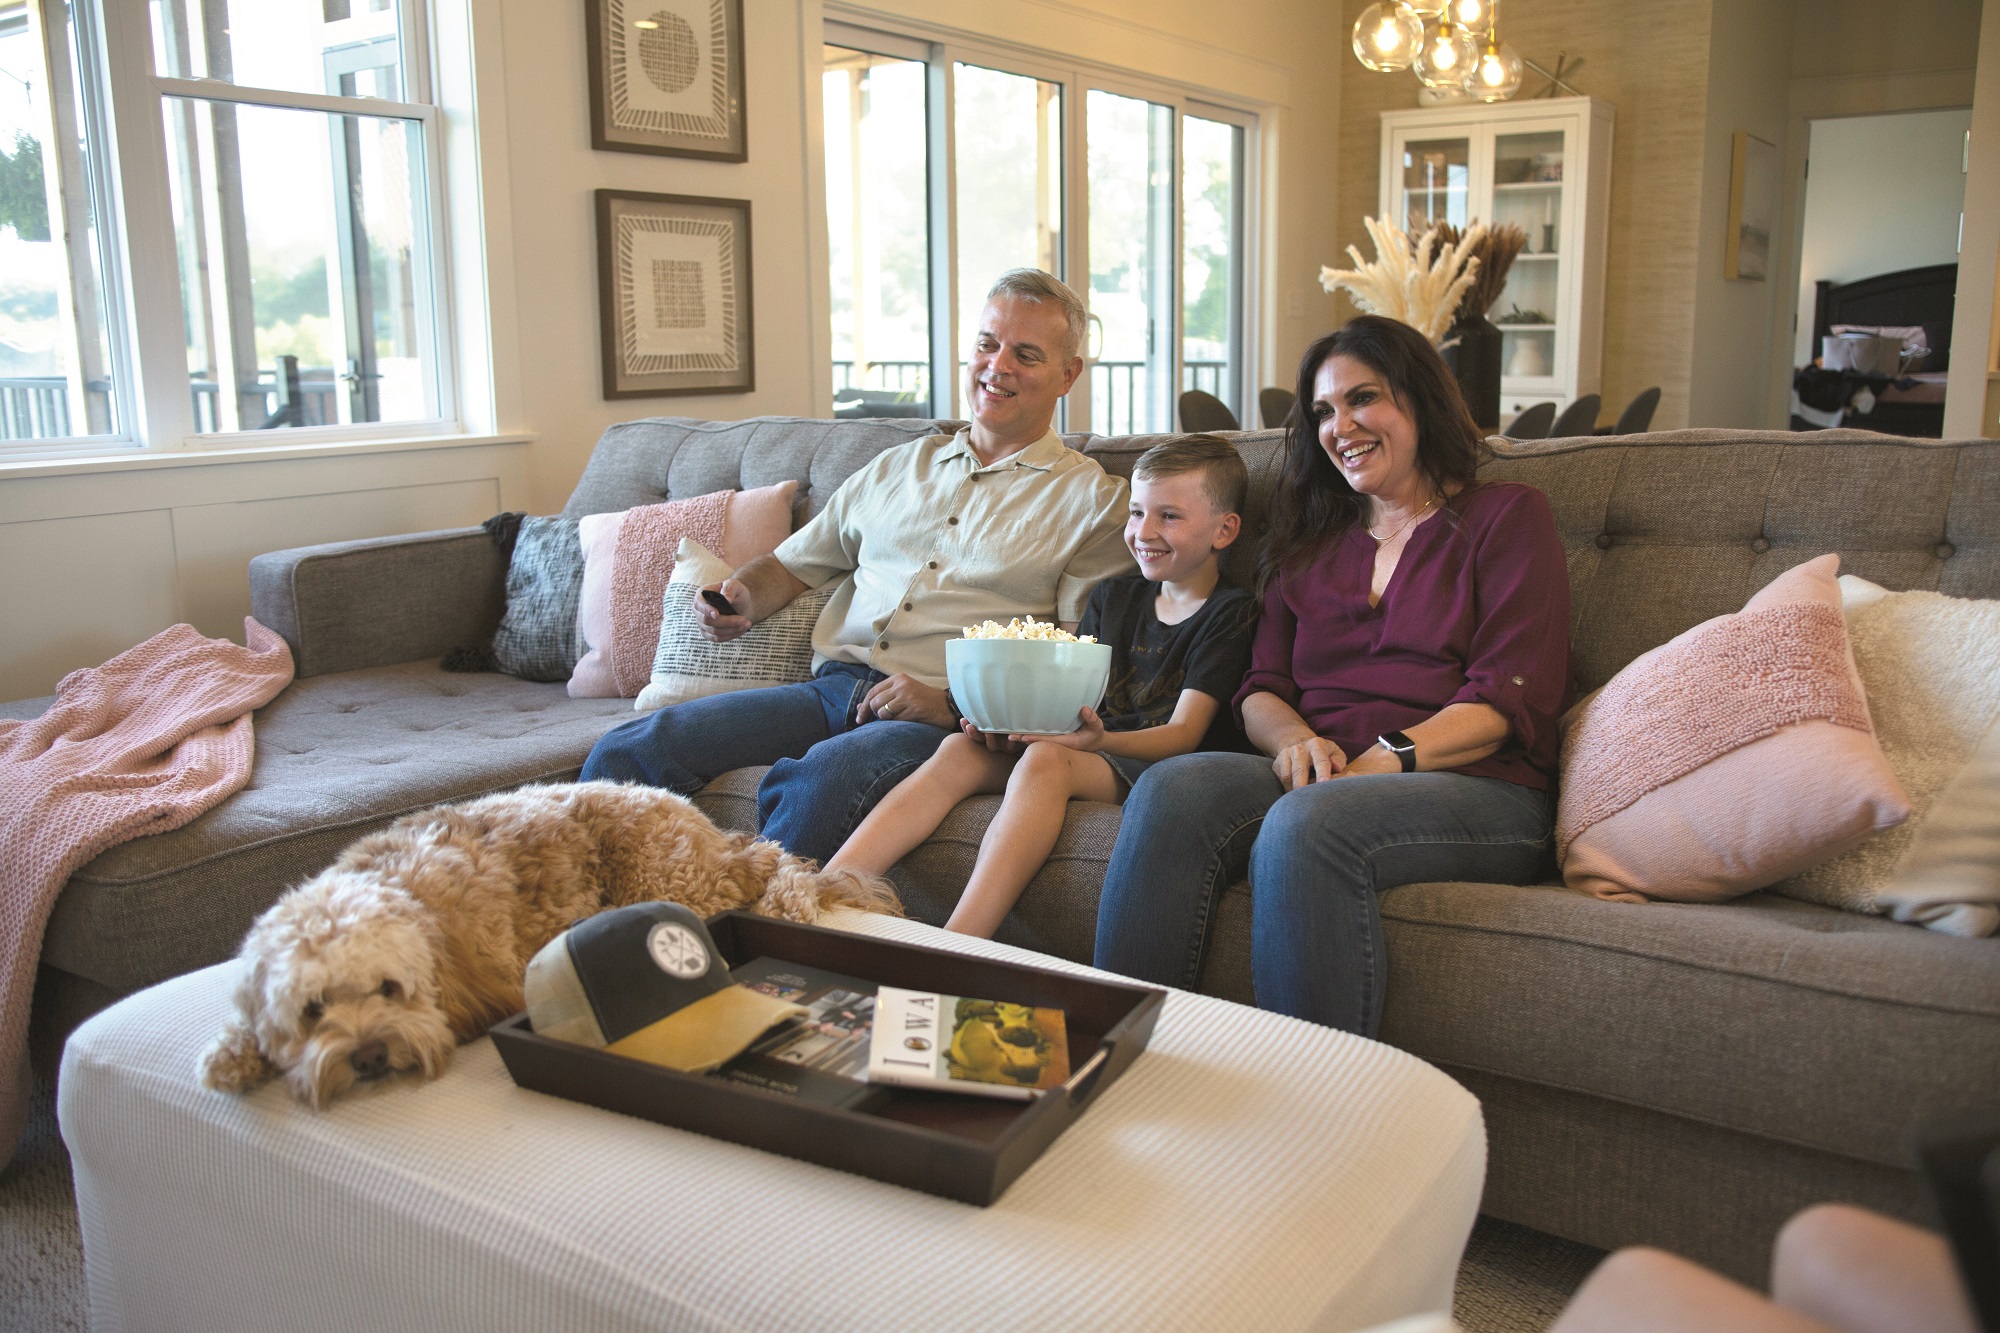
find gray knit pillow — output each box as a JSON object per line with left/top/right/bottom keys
{"left": 490, "top": 515, "right": 586, "bottom": 681}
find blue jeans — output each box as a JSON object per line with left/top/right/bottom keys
{"left": 1093, "top": 752, "right": 1554, "bottom": 1035}
{"left": 580, "top": 663, "right": 952, "bottom": 864}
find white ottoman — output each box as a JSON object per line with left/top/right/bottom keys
{"left": 61, "top": 913, "right": 1484, "bottom": 1333}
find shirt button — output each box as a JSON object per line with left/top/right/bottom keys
{"left": 1936, "top": 542, "right": 1955, "bottom": 559}
{"left": 947, "top": 516, "right": 959, "bottom": 525}
{"left": 877, "top": 640, "right": 887, "bottom": 649}
{"left": 1751, "top": 537, "right": 1770, "bottom": 554}
{"left": 928, "top": 561, "right": 938, "bottom": 569}
{"left": 1594, "top": 533, "right": 1612, "bottom": 550}
{"left": 903, "top": 602, "right": 913, "bottom": 611}
{"left": 1512, "top": 676, "right": 1525, "bottom": 686}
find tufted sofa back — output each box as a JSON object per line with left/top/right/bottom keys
{"left": 564, "top": 415, "right": 967, "bottom": 527}
{"left": 571, "top": 417, "right": 1998, "bottom": 695}
{"left": 1478, "top": 428, "right": 1999, "bottom": 691}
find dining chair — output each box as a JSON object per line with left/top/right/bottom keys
{"left": 1259, "top": 386, "right": 1296, "bottom": 431}
{"left": 1612, "top": 387, "right": 1662, "bottom": 434}
{"left": 1550, "top": 394, "right": 1602, "bottom": 438}
{"left": 1178, "top": 389, "right": 1240, "bottom": 433}
{"left": 1504, "top": 401, "right": 1557, "bottom": 439}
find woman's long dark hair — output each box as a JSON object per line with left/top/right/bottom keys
{"left": 1258, "top": 314, "right": 1487, "bottom": 591}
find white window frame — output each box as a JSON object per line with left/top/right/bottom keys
{"left": 2, "top": 0, "right": 468, "bottom": 460}
{"left": 821, "top": 12, "right": 1263, "bottom": 435}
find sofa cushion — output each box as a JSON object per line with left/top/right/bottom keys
{"left": 37, "top": 665, "right": 631, "bottom": 994}
{"left": 1376, "top": 882, "right": 2000, "bottom": 1169}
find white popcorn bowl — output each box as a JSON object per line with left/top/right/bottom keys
{"left": 946, "top": 638, "right": 1112, "bottom": 736}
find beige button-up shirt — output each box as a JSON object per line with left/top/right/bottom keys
{"left": 773, "top": 428, "right": 1135, "bottom": 687}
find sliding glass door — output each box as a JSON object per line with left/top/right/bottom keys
{"left": 953, "top": 63, "right": 1062, "bottom": 377}
{"left": 1085, "top": 90, "right": 1172, "bottom": 436}
{"left": 821, "top": 26, "right": 1256, "bottom": 433}
{"left": 822, "top": 43, "right": 932, "bottom": 415}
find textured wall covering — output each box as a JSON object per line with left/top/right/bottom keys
{"left": 1336, "top": 0, "right": 1715, "bottom": 430}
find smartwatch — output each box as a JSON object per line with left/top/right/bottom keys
{"left": 1378, "top": 731, "right": 1418, "bottom": 773}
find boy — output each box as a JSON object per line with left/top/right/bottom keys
{"left": 827, "top": 435, "right": 1259, "bottom": 937}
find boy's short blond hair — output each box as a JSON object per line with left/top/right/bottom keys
{"left": 1132, "top": 433, "right": 1249, "bottom": 517}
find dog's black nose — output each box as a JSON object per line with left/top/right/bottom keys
{"left": 350, "top": 1041, "right": 390, "bottom": 1079}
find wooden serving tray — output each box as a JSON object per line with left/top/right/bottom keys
{"left": 490, "top": 912, "right": 1166, "bottom": 1205}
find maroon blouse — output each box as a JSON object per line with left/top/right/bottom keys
{"left": 1234, "top": 481, "right": 1573, "bottom": 789}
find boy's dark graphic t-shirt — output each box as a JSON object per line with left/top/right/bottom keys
{"left": 1077, "top": 574, "right": 1259, "bottom": 752}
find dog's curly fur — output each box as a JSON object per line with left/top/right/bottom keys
{"left": 199, "top": 781, "right": 900, "bottom": 1107}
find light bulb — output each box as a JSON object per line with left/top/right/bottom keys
{"left": 1471, "top": 38, "right": 1523, "bottom": 101}
{"left": 1351, "top": 2, "right": 1423, "bottom": 72}
{"left": 1452, "top": 0, "right": 1489, "bottom": 25}
{"left": 1414, "top": 19, "right": 1478, "bottom": 88}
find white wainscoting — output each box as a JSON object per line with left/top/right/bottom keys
{"left": 0, "top": 439, "right": 531, "bottom": 701}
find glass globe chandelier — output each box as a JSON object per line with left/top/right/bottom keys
{"left": 1351, "top": 0, "right": 1526, "bottom": 103}
{"left": 1470, "top": 31, "right": 1524, "bottom": 101}
{"left": 1412, "top": 15, "right": 1478, "bottom": 88}
{"left": 1350, "top": 2, "right": 1424, "bottom": 73}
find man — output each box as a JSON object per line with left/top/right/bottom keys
{"left": 581, "top": 269, "right": 1134, "bottom": 865}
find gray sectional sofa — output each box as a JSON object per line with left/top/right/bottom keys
{"left": 15, "top": 415, "right": 1999, "bottom": 1283}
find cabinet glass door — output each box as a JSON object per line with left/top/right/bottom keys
{"left": 1489, "top": 128, "right": 1565, "bottom": 387}
{"left": 1399, "top": 136, "right": 1470, "bottom": 233}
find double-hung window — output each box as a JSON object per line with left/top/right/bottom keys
{"left": 0, "top": 0, "right": 452, "bottom": 454}
{"left": 822, "top": 22, "right": 1257, "bottom": 435}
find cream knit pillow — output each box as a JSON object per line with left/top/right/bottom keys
{"left": 1772, "top": 576, "right": 2000, "bottom": 930}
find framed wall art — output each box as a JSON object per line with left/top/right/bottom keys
{"left": 1725, "top": 130, "right": 1778, "bottom": 281}
{"left": 586, "top": 0, "right": 747, "bottom": 161}
{"left": 596, "top": 190, "right": 755, "bottom": 398}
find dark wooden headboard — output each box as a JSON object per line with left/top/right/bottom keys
{"left": 1812, "top": 263, "right": 1958, "bottom": 372}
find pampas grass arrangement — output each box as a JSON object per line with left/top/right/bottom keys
{"left": 1435, "top": 221, "right": 1528, "bottom": 322}
{"left": 1319, "top": 215, "right": 1485, "bottom": 345}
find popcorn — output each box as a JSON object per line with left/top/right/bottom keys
{"left": 959, "top": 616, "right": 1096, "bottom": 645}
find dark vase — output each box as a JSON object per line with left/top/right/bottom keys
{"left": 1441, "top": 315, "right": 1502, "bottom": 432}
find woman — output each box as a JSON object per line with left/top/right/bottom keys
{"left": 1092, "top": 315, "right": 1572, "bottom": 1034}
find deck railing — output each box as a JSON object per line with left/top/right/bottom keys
{"left": 0, "top": 367, "right": 343, "bottom": 441}
{"left": 826, "top": 358, "right": 1231, "bottom": 436}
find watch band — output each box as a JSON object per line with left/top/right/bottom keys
{"left": 1380, "top": 730, "right": 1418, "bottom": 773}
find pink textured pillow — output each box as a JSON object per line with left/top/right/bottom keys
{"left": 1558, "top": 554, "right": 1910, "bottom": 903}
{"left": 568, "top": 481, "right": 798, "bottom": 698}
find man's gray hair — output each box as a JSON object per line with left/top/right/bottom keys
{"left": 983, "top": 268, "right": 1087, "bottom": 363}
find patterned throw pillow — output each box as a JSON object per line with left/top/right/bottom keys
{"left": 634, "top": 539, "right": 833, "bottom": 711}
{"left": 489, "top": 515, "right": 587, "bottom": 681}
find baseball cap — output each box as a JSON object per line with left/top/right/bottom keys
{"left": 524, "top": 903, "right": 804, "bottom": 1073}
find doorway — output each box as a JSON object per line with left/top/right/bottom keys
{"left": 1794, "top": 107, "right": 1972, "bottom": 371}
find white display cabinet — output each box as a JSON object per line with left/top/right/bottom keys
{"left": 1378, "top": 96, "right": 1613, "bottom": 425}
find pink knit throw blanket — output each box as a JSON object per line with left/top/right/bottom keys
{"left": 608, "top": 491, "right": 730, "bottom": 696}
{"left": 0, "top": 619, "right": 293, "bottom": 1166}
{"left": 1557, "top": 602, "right": 1871, "bottom": 856}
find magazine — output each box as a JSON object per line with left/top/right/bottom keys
{"left": 710, "top": 958, "right": 889, "bottom": 1110}
{"left": 867, "top": 988, "right": 1071, "bottom": 1100}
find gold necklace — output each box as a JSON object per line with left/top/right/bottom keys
{"left": 1368, "top": 496, "right": 1439, "bottom": 544}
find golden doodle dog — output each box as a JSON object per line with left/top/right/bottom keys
{"left": 199, "top": 781, "right": 899, "bottom": 1107}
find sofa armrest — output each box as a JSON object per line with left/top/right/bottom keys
{"left": 249, "top": 527, "right": 506, "bottom": 678}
